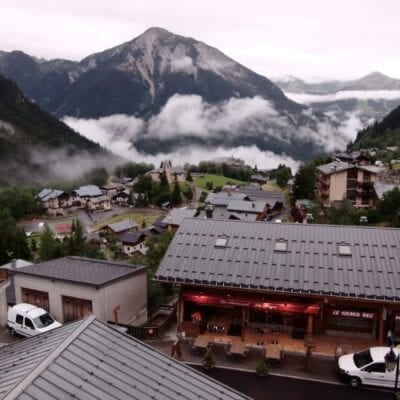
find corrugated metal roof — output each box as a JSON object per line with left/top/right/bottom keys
{"left": 237, "top": 188, "right": 284, "bottom": 205}
{"left": 36, "top": 188, "right": 65, "bottom": 202}
{"left": 74, "top": 185, "right": 102, "bottom": 197}
{"left": 108, "top": 219, "right": 138, "bottom": 233}
{"left": 374, "top": 182, "right": 398, "bottom": 199}
{"left": 0, "top": 317, "right": 249, "bottom": 400}
{"left": 14, "top": 257, "right": 146, "bottom": 287}
{"left": 155, "top": 219, "right": 400, "bottom": 301}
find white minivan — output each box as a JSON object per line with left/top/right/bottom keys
{"left": 337, "top": 346, "right": 399, "bottom": 388}
{"left": 7, "top": 303, "right": 62, "bottom": 337}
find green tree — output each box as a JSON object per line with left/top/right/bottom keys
{"left": 376, "top": 187, "right": 400, "bottom": 226}
{"left": 172, "top": 182, "right": 182, "bottom": 205}
{"left": 83, "top": 166, "right": 109, "bottom": 187}
{"left": 185, "top": 171, "right": 193, "bottom": 182}
{"left": 39, "top": 224, "right": 63, "bottom": 261}
{"left": 274, "top": 165, "right": 292, "bottom": 189}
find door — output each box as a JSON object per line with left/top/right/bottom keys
{"left": 361, "top": 362, "right": 392, "bottom": 387}
{"left": 23, "top": 317, "right": 37, "bottom": 337}
{"left": 62, "top": 296, "right": 92, "bottom": 323}
{"left": 22, "top": 288, "right": 49, "bottom": 311}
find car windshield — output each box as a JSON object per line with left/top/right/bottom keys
{"left": 353, "top": 349, "right": 373, "bottom": 368}
{"left": 33, "top": 313, "right": 55, "bottom": 328}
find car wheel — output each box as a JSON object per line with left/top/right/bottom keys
{"left": 349, "top": 377, "right": 361, "bottom": 388}
{"left": 9, "top": 328, "right": 16, "bottom": 336}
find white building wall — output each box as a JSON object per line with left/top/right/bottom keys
{"left": 329, "top": 170, "right": 347, "bottom": 202}
{"left": 13, "top": 272, "right": 148, "bottom": 325}
{"left": 0, "top": 281, "right": 10, "bottom": 327}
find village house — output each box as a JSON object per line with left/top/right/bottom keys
{"left": 119, "top": 232, "right": 147, "bottom": 256}
{"left": 36, "top": 188, "right": 70, "bottom": 216}
{"left": 155, "top": 219, "right": 400, "bottom": 346}
{"left": 147, "top": 160, "right": 186, "bottom": 183}
{"left": 315, "top": 161, "right": 383, "bottom": 207}
{"left": 70, "top": 185, "right": 111, "bottom": 211}
{"left": 103, "top": 219, "right": 138, "bottom": 236}
{"left": 11, "top": 256, "right": 147, "bottom": 325}
{"left": 0, "top": 316, "right": 248, "bottom": 400}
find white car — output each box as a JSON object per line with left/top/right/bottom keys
{"left": 337, "top": 346, "right": 399, "bottom": 388}
{"left": 7, "top": 303, "right": 62, "bottom": 337}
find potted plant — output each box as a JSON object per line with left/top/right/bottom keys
{"left": 202, "top": 347, "right": 216, "bottom": 370}
{"left": 256, "top": 359, "right": 269, "bottom": 378}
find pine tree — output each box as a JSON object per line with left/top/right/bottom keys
{"left": 172, "top": 182, "right": 182, "bottom": 205}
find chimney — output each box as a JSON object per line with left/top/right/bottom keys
{"left": 252, "top": 202, "right": 255, "bottom": 208}
{"left": 205, "top": 204, "right": 214, "bottom": 219}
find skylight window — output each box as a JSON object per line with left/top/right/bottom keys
{"left": 215, "top": 238, "right": 228, "bottom": 248}
{"left": 338, "top": 244, "right": 351, "bottom": 256}
{"left": 274, "top": 240, "right": 288, "bottom": 252}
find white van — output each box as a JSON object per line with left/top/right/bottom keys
{"left": 337, "top": 346, "right": 399, "bottom": 388}
{"left": 7, "top": 303, "right": 62, "bottom": 337}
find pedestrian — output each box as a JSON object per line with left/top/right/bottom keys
{"left": 387, "top": 329, "right": 395, "bottom": 346}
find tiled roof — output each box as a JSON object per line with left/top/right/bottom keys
{"left": 14, "top": 256, "right": 145, "bottom": 287}
{"left": 73, "top": 185, "right": 102, "bottom": 197}
{"left": 155, "top": 219, "right": 400, "bottom": 301}
{"left": 108, "top": 219, "right": 138, "bottom": 233}
{"left": 0, "top": 317, "right": 249, "bottom": 400}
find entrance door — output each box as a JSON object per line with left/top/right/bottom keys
{"left": 62, "top": 296, "right": 92, "bottom": 323}
{"left": 22, "top": 288, "right": 49, "bottom": 311}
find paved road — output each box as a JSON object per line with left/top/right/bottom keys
{"left": 195, "top": 367, "right": 393, "bottom": 400}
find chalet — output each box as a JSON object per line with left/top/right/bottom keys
{"left": 119, "top": 232, "right": 147, "bottom": 256}
{"left": 147, "top": 160, "right": 186, "bottom": 183}
{"left": 105, "top": 219, "right": 138, "bottom": 235}
{"left": 12, "top": 256, "right": 147, "bottom": 325}
{"left": 0, "top": 317, "right": 249, "bottom": 400}
{"left": 111, "top": 188, "right": 133, "bottom": 206}
{"left": 155, "top": 219, "right": 400, "bottom": 345}
{"left": 36, "top": 188, "right": 70, "bottom": 216}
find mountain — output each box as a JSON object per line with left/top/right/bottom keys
{"left": 0, "top": 27, "right": 344, "bottom": 161}
{"left": 0, "top": 74, "right": 122, "bottom": 185}
{"left": 351, "top": 104, "right": 400, "bottom": 150}
{"left": 273, "top": 72, "right": 400, "bottom": 126}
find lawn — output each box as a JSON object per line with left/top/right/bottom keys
{"left": 194, "top": 174, "right": 245, "bottom": 190}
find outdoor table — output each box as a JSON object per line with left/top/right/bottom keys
{"left": 229, "top": 341, "right": 246, "bottom": 362}
{"left": 265, "top": 343, "right": 283, "bottom": 365}
{"left": 211, "top": 336, "right": 231, "bottom": 346}
{"left": 193, "top": 334, "right": 210, "bottom": 353}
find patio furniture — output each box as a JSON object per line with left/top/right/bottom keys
{"left": 265, "top": 343, "right": 284, "bottom": 366}
{"left": 192, "top": 334, "right": 210, "bottom": 355}
{"left": 229, "top": 341, "right": 247, "bottom": 362}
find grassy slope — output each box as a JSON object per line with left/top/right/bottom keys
{"left": 194, "top": 174, "right": 245, "bottom": 190}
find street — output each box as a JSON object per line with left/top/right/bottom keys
{"left": 196, "top": 367, "right": 392, "bottom": 400}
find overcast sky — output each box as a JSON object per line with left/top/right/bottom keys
{"left": 1, "top": 0, "right": 400, "bottom": 81}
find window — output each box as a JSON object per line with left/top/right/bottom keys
{"left": 274, "top": 240, "right": 288, "bottom": 252}
{"left": 338, "top": 244, "right": 351, "bottom": 256}
{"left": 363, "top": 363, "right": 386, "bottom": 373}
{"left": 215, "top": 238, "right": 227, "bottom": 248}
{"left": 25, "top": 318, "right": 34, "bottom": 329}
{"left": 16, "top": 314, "right": 23, "bottom": 324}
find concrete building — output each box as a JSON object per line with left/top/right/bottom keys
{"left": 12, "top": 257, "right": 147, "bottom": 326}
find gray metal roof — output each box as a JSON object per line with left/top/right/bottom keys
{"left": 108, "top": 219, "right": 138, "bottom": 233}
{"left": 227, "top": 200, "right": 266, "bottom": 213}
{"left": 0, "top": 317, "right": 249, "bottom": 400}
{"left": 162, "top": 209, "right": 197, "bottom": 226}
{"left": 237, "top": 188, "right": 284, "bottom": 205}
{"left": 36, "top": 188, "right": 65, "bottom": 201}
{"left": 205, "top": 192, "right": 249, "bottom": 206}
{"left": 73, "top": 185, "right": 102, "bottom": 197}
{"left": 119, "top": 232, "right": 145, "bottom": 245}
{"left": 316, "top": 161, "right": 352, "bottom": 175}
{"left": 374, "top": 182, "right": 399, "bottom": 199}
{"left": 14, "top": 257, "right": 146, "bottom": 287}
{"left": 155, "top": 219, "right": 400, "bottom": 302}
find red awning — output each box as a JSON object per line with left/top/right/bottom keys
{"left": 183, "top": 292, "right": 320, "bottom": 314}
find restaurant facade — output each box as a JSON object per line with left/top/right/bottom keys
{"left": 155, "top": 219, "right": 400, "bottom": 344}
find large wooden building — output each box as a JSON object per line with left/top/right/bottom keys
{"left": 155, "top": 219, "right": 400, "bottom": 344}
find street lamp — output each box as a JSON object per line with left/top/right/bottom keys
{"left": 385, "top": 347, "right": 399, "bottom": 399}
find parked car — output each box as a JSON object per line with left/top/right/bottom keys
{"left": 7, "top": 303, "right": 62, "bottom": 337}
{"left": 337, "top": 346, "right": 399, "bottom": 388}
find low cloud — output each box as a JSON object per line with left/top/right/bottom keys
{"left": 171, "top": 56, "right": 194, "bottom": 72}
{"left": 64, "top": 93, "right": 356, "bottom": 172}
{"left": 285, "top": 90, "right": 400, "bottom": 104}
